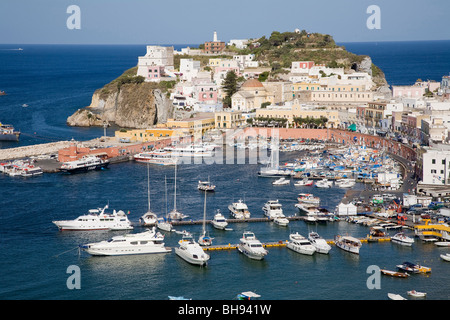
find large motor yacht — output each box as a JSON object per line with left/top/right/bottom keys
{"left": 175, "top": 234, "right": 210, "bottom": 266}
{"left": 237, "top": 231, "right": 268, "bottom": 260}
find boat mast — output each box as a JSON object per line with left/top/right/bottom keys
{"left": 173, "top": 161, "right": 177, "bottom": 211}
{"left": 202, "top": 190, "right": 207, "bottom": 233}
{"left": 165, "top": 175, "right": 168, "bottom": 218}
{"left": 147, "top": 163, "right": 151, "bottom": 212}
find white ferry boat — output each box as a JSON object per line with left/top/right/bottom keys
{"left": 59, "top": 156, "right": 109, "bottom": 174}
{"left": 238, "top": 231, "right": 268, "bottom": 260}
{"left": 287, "top": 232, "right": 316, "bottom": 255}
{"left": 228, "top": 199, "right": 250, "bottom": 219}
{"left": 262, "top": 200, "right": 283, "bottom": 219}
{"left": 134, "top": 150, "right": 177, "bottom": 166}
{"left": 0, "top": 122, "right": 20, "bottom": 141}
{"left": 163, "top": 144, "right": 213, "bottom": 158}
{"left": 175, "top": 234, "right": 210, "bottom": 266}
{"left": 52, "top": 204, "right": 133, "bottom": 231}
{"left": 334, "top": 235, "right": 362, "bottom": 254}
{"left": 308, "top": 231, "right": 331, "bottom": 254}
{"left": 80, "top": 228, "right": 171, "bottom": 256}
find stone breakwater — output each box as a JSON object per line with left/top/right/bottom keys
{"left": 0, "top": 141, "right": 71, "bottom": 161}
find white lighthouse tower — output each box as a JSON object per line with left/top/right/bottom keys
{"left": 213, "top": 31, "right": 218, "bottom": 42}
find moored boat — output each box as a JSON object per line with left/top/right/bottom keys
{"left": 380, "top": 269, "right": 409, "bottom": 278}
{"left": 272, "top": 177, "right": 290, "bottom": 185}
{"left": 60, "top": 156, "right": 109, "bottom": 174}
{"left": 294, "top": 178, "right": 313, "bottom": 186}
{"left": 262, "top": 200, "right": 283, "bottom": 219}
{"left": 228, "top": 199, "right": 250, "bottom": 219}
{"left": 52, "top": 204, "right": 133, "bottom": 231}
{"left": 396, "top": 261, "right": 431, "bottom": 274}
{"left": 175, "top": 234, "right": 210, "bottom": 266}
{"left": 134, "top": 150, "right": 177, "bottom": 166}
{"left": 388, "top": 293, "right": 407, "bottom": 300}
{"left": 198, "top": 178, "right": 216, "bottom": 191}
{"left": 391, "top": 232, "right": 414, "bottom": 246}
{"left": 440, "top": 253, "right": 450, "bottom": 261}
{"left": 287, "top": 232, "right": 316, "bottom": 255}
{"left": 308, "top": 231, "right": 331, "bottom": 254}
{"left": 79, "top": 227, "right": 171, "bottom": 256}
{"left": 297, "top": 193, "right": 320, "bottom": 205}
{"left": 334, "top": 235, "right": 362, "bottom": 254}
{"left": 237, "top": 231, "right": 268, "bottom": 260}
{"left": 211, "top": 210, "right": 228, "bottom": 230}
{"left": 0, "top": 122, "right": 20, "bottom": 141}
{"left": 407, "top": 290, "right": 426, "bottom": 298}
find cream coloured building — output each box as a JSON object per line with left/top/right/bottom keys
{"left": 231, "top": 78, "right": 274, "bottom": 112}
{"left": 215, "top": 110, "right": 244, "bottom": 129}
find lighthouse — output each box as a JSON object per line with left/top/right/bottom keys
{"left": 213, "top": 31, "right": 218, "bottom": 42}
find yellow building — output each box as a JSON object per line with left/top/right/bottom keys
{"left": 115, "top": 128, "right": 186, "bottom": 143}
{"left": 215, "top": 110, "right": 244, "bottom": 129}
{"left": 208, "top": 58, "right": 223, "bottom": 67}
{"left": 161, "top": 114, "right": 216, "bottom": 135}
{"left": 256, "top": 105, "right": 340, "bottom": 128}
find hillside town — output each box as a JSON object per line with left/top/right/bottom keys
{"left": 114, "top": 31, "right": 450, "bottom": 192}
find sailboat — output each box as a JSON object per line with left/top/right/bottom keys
{"left": 168, "top": 161, "right": 188, "bottom": 221}
{"left": 157, "top": 176, "right": 173, "bottom": 232}
{"left": 198, "top": 191, "right": 213, "bottom": 246}
{"left": 139, "top": 163, "right": 158, "bottom": 226}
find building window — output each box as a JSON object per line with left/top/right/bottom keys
{"left": 432, "top": 159, "right": 436, "bottom": 164}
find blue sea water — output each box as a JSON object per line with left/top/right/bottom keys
{"left": 1, "top": 41, "right": 450, "bottom": 301}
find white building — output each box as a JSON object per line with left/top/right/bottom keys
{"left": 421, "top": 147, "right": 450, "bottom": 185}
{"left": 179, "top": 58, "right": 201, "bottom": 81}
{"left": 233, "top": 54, "right": 259, "bottom": 69}
{"left": 227, "top": 39, "right": 249, "bottom": 49}
{"left": 136, "top": 46, "right": 175, "bottom": 81}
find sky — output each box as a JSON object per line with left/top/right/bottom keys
{"left": 1, "top": 0, "right": 449, "bottom": 44}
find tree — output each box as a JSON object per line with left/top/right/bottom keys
{"left": 222, "top": 71, "right": 238, "bottom": 107}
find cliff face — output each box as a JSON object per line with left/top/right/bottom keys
{"left": 67, "top": 69, "right": 174, "bottom": 128}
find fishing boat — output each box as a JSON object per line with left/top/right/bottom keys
{"left": 237, "top": 231, "right": 268, "bottom": 260}
{"left": 0, "top": 122, "right": 20, "bottom": 141}
{"left": 211, "top": 210, "right": 228, "bottom": 230}
{"left": 391, "top": 232, "right": 414, "bottom": 246}
{"left": 380, "top": 269, "right": 409, "bottom": 278}
{"left": 262, "top": 200, "right": 283, "bottom": 219}
{"left": 440, "top": 253, "right": 450, "bottom": 261}
{"left": 134, "top": 150, "right": 177, "bottom": 166}
{"left": 294, "top": 178, "right": 313, "bottom": 186}
{"left": 396, "top": 261, "right": 431, "bottom": 274}
{"left": 272, "top": 177, "right": 290, "bottom": 185}
{"left": 59, "top": 156, "right": 109, "bottom": 174}
{"left": 388, "top": 293, "right": 407, "bottom": 300}
{"left": 308, "top": 232, "right": 331, "bottom": 254}
{"left": 52, "top": 204, "right": 133, "bottom": 231}
{"left": 175, "top": 234, "right": 210, "bottom": 266}
{"left": 287, "top": 232, "right": 316, "bottom": 255}
{"left": 297, "top": 193, "right": 320, "bottom": 205}
{"left": 79, "top": 227, "right": 171, "bottom": 256}
{"left": 198, "top": 177, "right": 216, "bottom": 191}
{"left": 228, "top": 199, "right": 250, "bottom": 219}
{"left": 139, "top": 163, "right": 158, "bottom": 226}
{"left": 334, "top": 235, "right": 362, "bottom": 254}
{"left": 407, "top": 290, "right": 427, "bottom": 298}
{"left": 198, "top": 191, "right": 213, "bottom": 246}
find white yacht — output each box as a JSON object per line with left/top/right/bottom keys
{"left": 134, "top": 150, "right": 177, "bottom": 166}
{"left": 287, "top": 232, "right": 316, "bottom": 255}
{"left": 211, "top": 209, "right": 228, "bottom": 230}
{"left": 334, "top": 235, "right": 362, "bottom": 254}
{"left": 262, "top": 200, "right": 283, "bottom": 219}
{"left": 80, "top": 227, "right": 171, "bottom": 256}
{"left": 308, "top": 231, "right": 331, "bottom": 254}
{"left": 52, "top": 204, "right": 133, "bottom": 231}
{"left": 238, "top": 231, "right": 268, "bottom": 260}
{"left": 198, "top": 177, "right": 216, "bottom": 192}
{"left": 297, "top": 193, "right": 320, "bottom": 205}
{"left": 391, "top": 232, "right": 414, "bottom": 246}
{"left": 175, "top": 234, "right": 210, "bottom": 266}
{"left": 274, "top": 215, "right": 289, "bottom": 226}
{"left": 164, "top": 144, "right": 213, "bottom": 158}
{"left": 294, "top": 178, "right": 313, "bottom": 187}
{"left": 228, "top": 199, "right": 250, "bottom": 219}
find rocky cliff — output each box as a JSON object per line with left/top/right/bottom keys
{"left": 67, "top": 67, "right": 174, "bottom": 128}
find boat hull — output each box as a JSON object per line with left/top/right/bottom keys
{"left": 237, "top": 244, "right": 267, "bottom": 260}
{"left": 82, "top": 245, "right": 171, "bottom": 256}
{"left": 0, "top": 133, "right": 20, "bottom": 141}
{"left": 335, "top": 241, "right": 360, "bottom": 254}
{"left": 174, "top": 248, "right": 209, "bottom": 266}
{"left": 286, "top": 243, "right": 316, "bottom": 255}
{"left": 59, "top": 162, "right": 109, "bottom": 174}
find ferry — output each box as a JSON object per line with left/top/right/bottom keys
{"left": 237, "top": 231, "right": 268, "bottom": 260}
{"left": 0, "top": 122, "right": 20, "bottom": 141}
{"left": 59, "top": 156, "right": 109, "bottom": 174}
{"left": 163, "top": 144, "right": 213, "bottom": 158}
{"left": 134, "top": 150, "right": 177, "bottom": 166}
{"left": 80, "top": 228, "right": 171, "bottom": 256}
{"left": 228, "top": 199, "right": 250, "bottom": 219}
{"left": 334, "top": 235, "right": 362, "bottom": 254}
{"left": 1, "top": 160, "right": 43, "bottom": 177}
{"left": 175, "top": 234, "right": 210, "bottom": 266}
{"left": 52, "top": 204, "right": 133, "bottom": 231}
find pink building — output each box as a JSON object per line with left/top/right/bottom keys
{"left": 145, "top": 65, "right": 165, "bottom": 81}
{"left": 196, "top": 83, "right": 218, "bottom": 103}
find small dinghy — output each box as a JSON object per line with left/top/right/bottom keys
{"left": 407, "top": 290, "right": 426, "bottom": 298}
{"left": 388, "top": 293, "right": 407, "bottom": 300}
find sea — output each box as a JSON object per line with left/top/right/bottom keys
{"left": 1, "top": 41, "right": 450, "bottom": 302}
